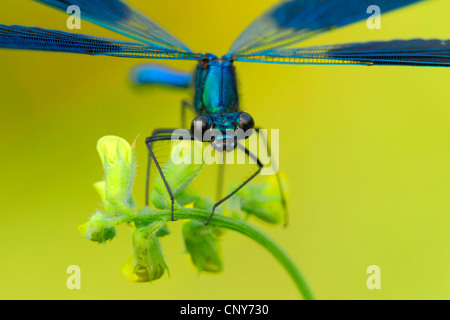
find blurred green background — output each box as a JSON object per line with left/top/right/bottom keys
{"left": 0, "top": 0, "right": 449, "bottom": 300}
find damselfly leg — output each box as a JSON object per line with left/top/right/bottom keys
{"left": 145, "top": 131, "right": 195, "bottom": 221}
{"left": 145, "top": 128, "right": 180, "bottom": 207}
{"left": 145, "top": 100, "right": 197, "bottom": 206}
{"left": 255, "top": 128, "right": 288, "bottom": 226}
{"left": 145, "top": 131, "right": 263, "bottom": 225}
{"left": 203, "top": 143, "right": 263, "bottom": 225}
{"left": 216, "top": 163, "right": 225, "bottom": 202}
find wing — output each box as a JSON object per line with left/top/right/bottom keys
{"left": 34, "top": 0, "right": 191, "bottom": 52}
{"left": 229, "top": 0, "right": 425, "bottom": 55}
{"left": 0, "top": 25, "right": 200, "bottom": 60}
{"left": 234, "top": 39, "right": 450, "bottom": 67}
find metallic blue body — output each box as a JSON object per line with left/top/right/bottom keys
{"left": 192, "top": 54, "right": 241, "bottom": 136}
{"left": 130, "top": 64, "right": 192, "bottom": 87}
{"left": 193, "top": 55, "right": 239, "bottom": 115}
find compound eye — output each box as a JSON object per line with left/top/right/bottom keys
{"left": 238, "top": 112, "right": 254, "bottom": 131}
{"left": 191, "top": 115, "right": 210, "bottom": 139}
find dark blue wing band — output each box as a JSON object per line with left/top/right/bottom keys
{"left": 34, "top": 0, "right": 192, "bottom": 52}
{"left": 0, "top": 25, "right": 201, "bottom": 60}
{"left": 229, "top": 0, "right": 425, "bottom": 55}
{"left": 235, "top": 39, "right": 450, "bottom": 67}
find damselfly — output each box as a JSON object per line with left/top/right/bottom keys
{"left": 1, "top": 0, "right": 448, "bottom": 225}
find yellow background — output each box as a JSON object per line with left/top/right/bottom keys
{"left": 0, "top": 0, "right": 449, "bottom": 299}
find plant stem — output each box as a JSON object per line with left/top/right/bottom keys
{"left": 115, "top": 206, "right": 314, "bottom": 300}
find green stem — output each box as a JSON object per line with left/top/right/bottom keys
{"left": 114, "top": 207, "right": 314, "bottom": 300}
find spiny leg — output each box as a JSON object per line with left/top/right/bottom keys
{"left": 145, "top": 131, "right": 195, "bottom": 221}
{"left": 255, "top": 127, "right": 289, "bottom": 227}
{"left": 145, "top": 128, "right": 180, "bottom": 207}
{"left": 146, "top": 99, "right": 194, "bottom": 204}
{"left": 204, "top": 143, "right": 263, "bottom": 225}
{"left": 145, "top": 134, "right": 178, "bottom": 221}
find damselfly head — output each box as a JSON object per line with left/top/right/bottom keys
{"left": 211, "top": 134, "right": 237, "bottom": 152}
{"left": 237, "top": 112, "right": 255, "bottom": 132}
{"left": 191, "top": 115, "right": 210, "bottom": 140}
{"left": 190, "top": 112, "right": 255, "bottom": 152}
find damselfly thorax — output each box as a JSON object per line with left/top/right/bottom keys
{"left": 190, "top": 54, "right": 254, "bottom": 152}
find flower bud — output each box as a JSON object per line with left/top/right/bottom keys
{"left": 97, "top": 136, "right": 136, "bottom": 215}
{"left": 121, "top": 225, "right": 169, "bottom": 282}
{"left": 79, "top": 212, "right": 116, "bottom": 243}
{"left": 229, "top": 171, "right": 290, "bottom": 225}
{"left": 182, "top": 220, "right": 223, "bottom": 273}
{"left": 93, "top": 180, "right": 106, "bottom": 202}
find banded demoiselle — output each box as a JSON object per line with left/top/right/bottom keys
{"left": 1, "top": 0, "right": 448, "bottom": 225}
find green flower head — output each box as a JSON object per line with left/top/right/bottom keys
{"left": 78, "top": 212, "right": 116, "bottom": 244}
{"left": 81, "top": 135, "right": 313, "bottom": 299}
{"left": 228, "top": 171, "right": 289, "bottom": 225}
{"left": 183, "top": 220, "right": 223, "bottom": 273}
{"left": 121, "top": 223, "right": 169, "bottom": 282}
{"left": 96, "top": 136, "right": 136, "bottom": 215}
